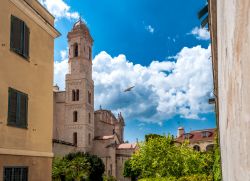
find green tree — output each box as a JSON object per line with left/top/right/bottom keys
{"left": 126, "top": 135, "right": 213, "bottom": 179}
{"left": 52, "top": 157, "right": 68, "bottom": 181}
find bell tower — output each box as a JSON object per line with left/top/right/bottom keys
{"left": 64, "top": 19, "right": 94, "bottom": 152}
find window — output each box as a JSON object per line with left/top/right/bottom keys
{"left": 88, "top": 113, "right": 91, "bottom": 123}
{"left": 4, "top": 167, "right": 28, "bottom": 181}
{"left": 74, "top": 43, "right": 78, "bottom": 57}
{"left": 193, "top": 145, "right": 200, "bottom": 151}
{"left": 202, "top": 131, "right": 210, "bottom": 138}
{"left": 88, "top": 91, "right": 91, "bottom": 104}
{"left": 73, "top": 111, "right": 78, "bottom": 122}
{"left": 206, "top": 144, "right": 214, "bottom": 152}
{"left": 184, "top": 133, "right": 192, "bottom": 139}
{"left": 10, "top": 15, "right": 30, "bottom": 59}
{"left": 72, "top": 90, "right": 76, "bottom": 101}
{"left": 88, "top": 133, "right": 91, "bottom": 145}
{"left": 76, "top": 89, "right": 79, "bottom": 101}
{"left": 73, "top": 132, "right": 77, "bottom": 146}
{"left": 88, "top": 47, "right": 92, "bottom": 60}
{"left": 8, "top": 88, "right": 28, "bottom": 128}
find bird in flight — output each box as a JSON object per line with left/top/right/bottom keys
{"left": 124, "top": 86, "right": 135, "bottom": 92}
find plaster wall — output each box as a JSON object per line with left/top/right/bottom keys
{"left": 217, "top": 0, "right": 250, "bottom": 180}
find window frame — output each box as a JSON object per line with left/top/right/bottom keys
{"left": 8, "top": 87, "right": 28, "bottom": 129}
{"left": 3, "top": 166, "right": 28, "bottom": 181}
{"left": 10, "top": 15, "right": 30, "bottom": 60}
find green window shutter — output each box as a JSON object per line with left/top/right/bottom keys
{"left": 10, "top": 15, "right": 22, "bottom": 54}
{"left": 18, "top": 93, "right": 28, "bottom": 128}
{"left": 8, "top": 88, "right": 17, "bottom": 124}
{"left": 23, "top": 23, "right": 30, "bottom": 58}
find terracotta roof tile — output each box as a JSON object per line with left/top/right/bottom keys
{"left": 117, "top": 143, "right": 137, "bottom": 150}
{"left": 175, "top": 128, "right": 216, "bottom": 143}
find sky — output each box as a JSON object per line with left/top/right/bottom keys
{"left": 40, "top": 0, "right": 215, "bottom": 142}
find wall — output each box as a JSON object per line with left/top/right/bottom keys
{"left": 0, "top": 0, "right": 58, "bottom": 180}
{"left": 53, "top": 143, "right": 76, "bottom": 157}
{"left": 215, "top": 0, "right": 250, "bottom": 180}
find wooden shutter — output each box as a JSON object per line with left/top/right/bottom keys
{"left": 10, "top": 16, "right": 22, "bottom": 54}
{"left": 23, "top": 24, "right": 30, "bottom": 58}
{"left": 8, "top": 88, "right": 17, "bottom": 124}
{"left": 19, "top": 93, "right": 28, "bottom": 127}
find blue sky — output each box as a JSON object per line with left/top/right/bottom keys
{"left": 40, "top": 0, "right": 215, "bottom": 142}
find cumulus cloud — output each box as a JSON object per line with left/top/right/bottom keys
{"left": 54, "top": 45, "right": 213, "bottom": 123}
{"left": 145, "top": 25, "right": 155, "bottom": 34}
{"left": 39, "top": 0, "right": 79, "bottom": 20}
{"left": 190, "top": 27, "right": 210, "bottom": 40}
{"left": 54, "top": 50, "right": 68, "bottom": 89}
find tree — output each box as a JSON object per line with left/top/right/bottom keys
{"left": 125, "top": 135, "right": 214, "bottom": 179}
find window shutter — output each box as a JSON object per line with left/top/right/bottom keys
{"left": 10, "top": 16, "right": 22, "bottom": 54}
{"left": 19, "top": 93, "right": 28, "bottom": 127}
{"left": 8, "top": 89, "right": 17, "bottom": 124}
{"left": 23, "top": 24, "right": 30, "bottom": 58}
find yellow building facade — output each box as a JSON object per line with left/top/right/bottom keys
{"left": 0, "top": 0, "right": 60, "bottom": 180}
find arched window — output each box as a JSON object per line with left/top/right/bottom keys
{"left": 76, "top": 89, "right": 79, "bottom": 101}
{"left": 73, "top": 111, "right": 78, "bottom": 122}
{"left": 88, "top": 113, "right": 91, "bottom": 123}
{"left": 193, "top": 145, "right": 200, "bottom": 151}
{"left": 72, "top": 90, "right": 76, "bottom": 101}
{"left": 74, "top": 43, "right": 78, "bottom": 57}
{"left": 88, "top": 133, "right": 91, "bottom": 145}
{"left": 73, "top": 132, "right": 77, "bottom": 146}
{"left": 88, "top": 91, "right": 91, "bottom": 104}
{"left": 206, "top": 144, "right": 214, "bottom": 152}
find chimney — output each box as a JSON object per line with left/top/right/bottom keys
{"left": 53, "top": 84, "right": 59, "bottom": 92}
{"left": 177, "top": 127, "right": 185, "bottom": 137}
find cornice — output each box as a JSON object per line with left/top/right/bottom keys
{"left": 0, "top": 147, "right": 54, "bottom": 158}
{"left": 10, "top": 0, "right": 60, "bottom": 38}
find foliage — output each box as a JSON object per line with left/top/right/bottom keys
{"left": 213, "top": 131, "right": 222, "bottom": 181}
{"left": 139, "top": 174, "right": 212, "bottom": 181}
{"left": 123, "top": 159, "right": 140, "bottom": 181}
{"left": 145, "top": 134, "right": 164, "bottom": 142}
{"left": 103, "top": 175, "right": 117, "bottom": 181}
{"left": 52, "top": 152, "right": 105, "bottom": 181}
{"left": 125, "top": 135, "right": 214, "bottom": 179}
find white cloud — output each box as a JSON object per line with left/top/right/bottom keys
{"left": 54, "top": 50, "right": 68, "bottom": 89}
{"left": 54, "top": 45, "right": 213, "bottom": 124}
{"left": 190, "top": 27, "right": 210, "bottom": 40}
{"left": 39, "top": 0, "right": 79, "bottom": 20}
{"left": 145, "top": 25, "right": 155, "bottom": 34}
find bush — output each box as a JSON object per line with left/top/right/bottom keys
{"left": 52, "top": 152, "right": 105, "bottom": 181}
{"left": 139, "top": 174, "right": 212, "bottom": 181}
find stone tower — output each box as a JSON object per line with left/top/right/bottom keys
{"left": 64, "top": 19, "right": 94, "bottom": 152}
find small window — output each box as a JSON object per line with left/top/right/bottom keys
{"left": 206, "top": 144, "right": 214, "bottom": 152}
{"left": 88, "top": 113, "right": 91, "bottom": 123}
{"left": 72, "top": 90, "right": 76, "bottom": 101}
{"left": 76, "top": 89, "right": 79, "bottom": 101}
{"left": 4, "top": 167, "right": 28, "bottom": 181}
{"left": 10, "top": 15, "right": 30, "bottom": 59}
{"left": 184, "top": 133, "right": 192, "bottom": 139}
{"left": 88, "top": 91, "right": 91, "bottom": 104}
{"left": 8, "top": 88, "right": 28, "bottom": 128}
{"left": 73, "top": 132, "right": 77, "bottom": 146}
{"left": 88, "top": 47, "right": 92, "bottom": 60}
{"left": 88, "top": 133, "right": 91, "bottom": 145}
{"left": 74, "top": 43, "right": 78, "bottom": 57}
{"left": 73, "top": 111, "right": 78, "bottom": 122}
{"left": 202, "top": 131, "right": 210, "bottom": 138}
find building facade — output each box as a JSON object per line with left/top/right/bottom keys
{"left": 175, "top": 127, "right": 215, "bottom": 152}
{"left": 209, "top": 0, "right": 250, "bottom": 180}
{"left": 0, "top": 0, "right": 60, "bottom": 180}
{"left": 53, "top": 20, "right": 136, "bottom": 181}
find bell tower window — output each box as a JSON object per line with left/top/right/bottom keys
{"left": 73, "top": 43, "right": 78, "bottom": 57}
{"left": 73, "top": 111, "right": 78, "bottom": 122}
{"left": 73, "top": 132, "right": 77, "bottom": 146}
{"left": 76, "top": 89, "right": 79, "bottom": 101}
{"left": 88, "top": 91, "right": 91, "bottom": 104}
{"left": 72, "top": 90, "right": 76, "bottom": 101}
{"left": 88, "top": 113, "right": 91, "bottom": 123}
{"left": 89, "top": 47, "right": 92, "bottom": 60}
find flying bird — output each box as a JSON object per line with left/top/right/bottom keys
{"left": 124, "top": 86, "right": 135, "bottom": 92}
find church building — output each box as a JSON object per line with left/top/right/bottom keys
{"left": 52, "top": 19, "right": 136, "bottom": 181}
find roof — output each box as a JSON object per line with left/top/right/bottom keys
{"left": 117, "top": 143, "right": 137, "bottom": 150}
{"left": 175, "top": 128, "right": 216, "bottom": 144}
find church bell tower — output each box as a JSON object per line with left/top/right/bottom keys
{"left": 64, "top": 19, "right": 94, "bottom": 152}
